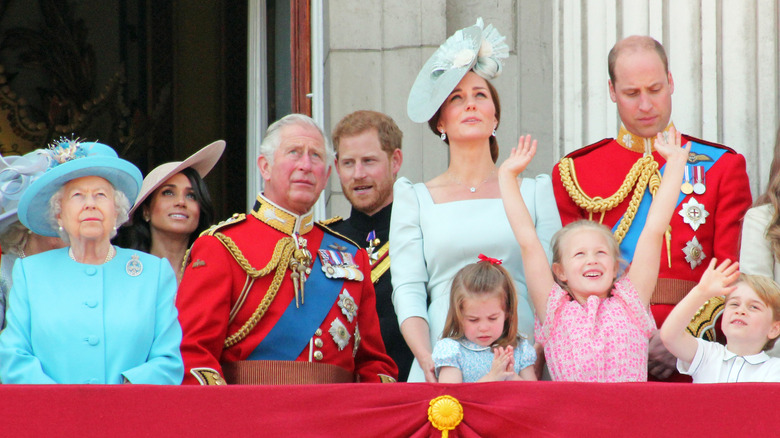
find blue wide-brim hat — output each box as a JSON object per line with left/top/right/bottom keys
{"left": 407, "top": 18, "right": 509, "bottom": 123}
{"left": 17, "top": 140, "right": 142, "bottom": 237}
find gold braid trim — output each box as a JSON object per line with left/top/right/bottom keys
{"left": 613, "top": 162, "right": 661, "bottom": 244}
{"left": 558, "top": 155, "right": 661, "bottom": 244}
{"left": 212, "top": 232, "right": 295, "bottom": 349}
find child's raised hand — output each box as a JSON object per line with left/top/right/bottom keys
{"left": 653, "top": 126, "right": 690, "bottom": 164}
{"left": 498, "top": 135, "right": 537, "bottom": 179}
{"left": 696, "top": 258, "right": 740, "bottom": 299}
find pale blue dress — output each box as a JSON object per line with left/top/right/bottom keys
{"left": 432, "top": 337, "right": 536, "bottom": 382}
{"left": 390, "top": 175, "right": 561, "bottom": 382}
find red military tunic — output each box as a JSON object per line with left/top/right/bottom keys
{"left": 552, "top": 125, "right": 752, "bottom": 327}
{"left": 176, "top": 194, "right": 398, "bottom": 385}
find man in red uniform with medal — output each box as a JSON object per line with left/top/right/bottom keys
{"left": 176, "top": 114, "right": 397, "bottom": 385}
{"left": 552, "top": 36, "right": 751, "bottom": 380}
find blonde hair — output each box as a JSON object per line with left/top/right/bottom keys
{"left": 551, "top": 220, "right": 624, "bottom": 292}
{"left": 736, "top": 273, "right": 780, "bottom": 351}
{"left": 441, "top": 260, "right": 520, "bottom": 348}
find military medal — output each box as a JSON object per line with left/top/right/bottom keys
{"left": 680, "top": 166, "right": 694, "bottom": 195}
{"left": 337, "top": 289, "right": 358, "bottom": 322}
{"left": 678, "top": 198, "right": 709, "bottom": 231}
{"left": 329, "top": 317, "right": 350, "bottom": 351}
{"left": 318, "top": 249, "right": 365, "bottom": 282}
{"left": 692, "top": 166, "right": 706, "bottom": 194}
{"left": 290, "top": 233, "right": 313, "bottom": 308}
{"left": 683, "top": 236, "right": 706, "bottom": 269}
{"left": 366, "top": 230, "right": 381, "bottom": 264}
{"left": 353, "top": 324, "right": 361, "bottom": 357}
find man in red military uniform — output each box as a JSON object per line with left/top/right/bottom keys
{"left": 176, "top": 114, "right": 397, "bottom": 385}
{"left": 552, "top": 36, "right": 752, "bottom": 380}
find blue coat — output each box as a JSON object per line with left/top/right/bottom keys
{"left": 0, "top": 247, "right": 184, "bottom": 384}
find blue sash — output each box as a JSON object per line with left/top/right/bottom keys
{"left": 614, "top": 141, "right": 726, "bottom": 262}
{"left": 247, "top": 232, "right": 353, "bottom": 360}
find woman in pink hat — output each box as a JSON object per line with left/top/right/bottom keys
{"left": 117, "top": 141, "right": 224, "bottom": 283}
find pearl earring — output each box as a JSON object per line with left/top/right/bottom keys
{"left": 440, "top": 131, "right": 447, "bottom": 141}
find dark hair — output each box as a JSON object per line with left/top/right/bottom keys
{"left": 115, "top": 167, "right": 215, "bottom": 251}
{"left": 608, "top": 35, "right": 668, "bottom": 85}
{"left": 427, "top": 77, "right": 501, "bottom": 163}
{"left": 332, "top": 110, "right": 403, "bottom": 156}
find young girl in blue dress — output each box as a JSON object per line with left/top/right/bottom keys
{"left": 432, "top": 255, "right": 537, "bottom": 382}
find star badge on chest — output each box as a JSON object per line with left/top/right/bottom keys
{"left": 678, "top": 198, "right": 709, "bottom": 231}
{"left": 683, "top": 236, "right": 706, "bottom": 269}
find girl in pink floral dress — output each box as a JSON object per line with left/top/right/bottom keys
{"left": 498, "top": 128, "right": 689, "bottom": 381}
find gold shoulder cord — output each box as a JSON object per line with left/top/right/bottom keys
{"left": 558, "top": 155, "right": 664, "bottom": 246}
{"left": 213, "top": 232, "right": 296, "bottom": 348}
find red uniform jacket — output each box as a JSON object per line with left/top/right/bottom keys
{"left": 176, "top": 196, "right": 398, "bottom": 384}
{"left": 552, "top": 133, "right": 751, "bottom": 325}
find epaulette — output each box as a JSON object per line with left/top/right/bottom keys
{"left": 682, "top": 134, "right": 739, "bottom": 154}
{"left": 201, "top": 213, "right": 247, "bottom": 237}
{"left": 319, "top": 216, "right": 344, "bottom": 226}
{"left": 316, "top": 221, "right": 361, "bottom": 249}
{"left": 561, "top": 138, "right": 613, "bottom": 160}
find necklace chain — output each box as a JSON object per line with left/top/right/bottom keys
{"left": 449, "top": 169, "right": 496, "bottom": 193}
{"left": 68, "top": 245, "right": 116, "bottom": 264}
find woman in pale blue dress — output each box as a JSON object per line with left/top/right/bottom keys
{"left": 391, "top": 18, "right": 561, "bottom": 382}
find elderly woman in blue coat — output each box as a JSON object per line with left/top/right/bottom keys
{"left": 0, "top": 139, "right": 184, "bottom": 384}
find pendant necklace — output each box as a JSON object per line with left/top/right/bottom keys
{"left": 449, "top": 169, "right": 495, "bottom": 193}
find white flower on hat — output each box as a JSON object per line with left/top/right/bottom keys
{"left": 452, "top": 48, "right": 476, "bottom": 69}
{"left": 430, "top": 26, "right": 480, "bottom": 77}
{"left": 473, "top": 19, "right": 509, "bottom": 80}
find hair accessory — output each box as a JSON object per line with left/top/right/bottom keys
{"left": 407, "top": 17, "right": 509, "bottom": 123}
{"left": 17, "top": 137, "right": 142, "bottom": 237}
{"left": 440, "top": 132, "right": 447, "bottom": 141}
{"left": 478, "top": 253, "right": 502, "bottom": 265}
{"left": 130, "top": 140, "right": 225, "bottom": 216}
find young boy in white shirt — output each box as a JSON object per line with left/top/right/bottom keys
{"left": 660, "top": 259, "right": 780, "bottom": 383}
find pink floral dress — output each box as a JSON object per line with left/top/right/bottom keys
{"left": 535, "top": 277, "right": 656, "bottom": 382}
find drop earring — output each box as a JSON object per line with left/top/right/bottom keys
{"left": 440, "top": 131, "right": 447, "bottom": 141}
{"left": 492, "top": 128, "right": 497, "bottom": 137}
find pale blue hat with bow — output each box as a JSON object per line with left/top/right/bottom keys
{"left": 407, "top": 18, "right": 509, "bottom": 123}
{"left": 0, "top": 150, "right": 53, "bottom": 233}
{"left": 17, "top": 139, "right": 142, "bottom": 237}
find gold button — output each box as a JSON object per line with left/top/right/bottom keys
{"left": 314, "top": 339, "right": 323, "bottom": 348}
{"left": 314, "top": 351, "right": 323, "bottom": 361}
{"left": 314, "top": 329, "right": 322, "bottom": 336}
